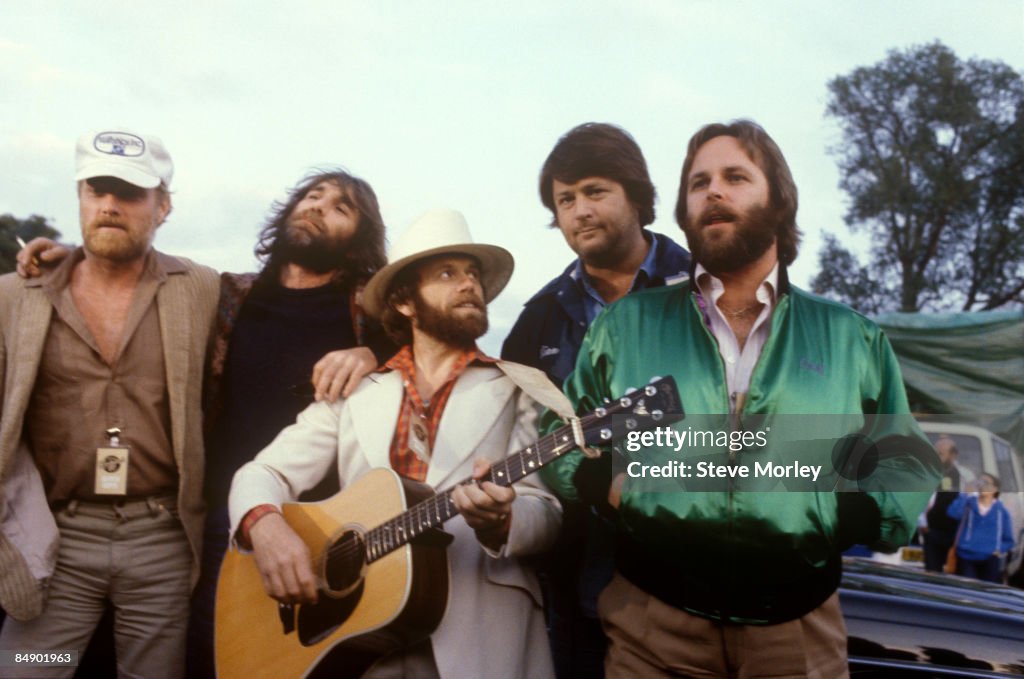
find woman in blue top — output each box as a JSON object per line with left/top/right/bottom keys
{"left": 948, "top": 473, "right": 1016, "bottom": 583}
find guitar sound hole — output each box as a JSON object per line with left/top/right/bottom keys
{"left": 323, "top": 529, "right": 367, "bottom": 598}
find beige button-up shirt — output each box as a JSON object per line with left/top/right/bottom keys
{"left": 26, "top": 248, "right": 176, "bottom": 503}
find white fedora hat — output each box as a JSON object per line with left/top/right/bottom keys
{"left": 363, "top": 208, "right": 513, "bottom": 319}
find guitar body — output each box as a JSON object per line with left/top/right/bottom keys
{"left": 215, "top": 377, "right": 683, "bottom": 679}
{"left": 215, "top": 467, "right": 450, "bottom": 679}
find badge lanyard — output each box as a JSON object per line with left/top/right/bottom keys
{"left": 95, "top": 427, "right": 130, "bottom": 496}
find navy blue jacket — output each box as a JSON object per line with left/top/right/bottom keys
{"left": 501, "top": 231, "right": 690, "bottom": 387}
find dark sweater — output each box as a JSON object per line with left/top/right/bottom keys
{"left": 204, "top": 280, "right": 356, "bottom": 506}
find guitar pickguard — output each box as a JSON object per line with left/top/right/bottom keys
{"left": 297, "top": 580, "right": 365, "bottom": 646}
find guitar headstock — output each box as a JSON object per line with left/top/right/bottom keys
{"left": 581, "top": 376, "right": 684, "bottom": 447}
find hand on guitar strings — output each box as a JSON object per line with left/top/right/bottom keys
{"left": 451, "top": 459, "right": 515, "bottom": 551}
{"left": 249, "top": 511, "right": 320, "bottom": 605}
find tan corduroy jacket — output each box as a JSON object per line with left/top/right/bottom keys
{"left": 0, "top": 249, "right": 218, "bottom": 620}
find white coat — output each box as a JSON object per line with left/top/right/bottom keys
{"left": 229, "top": 361, "right": 572, "bottom": 679}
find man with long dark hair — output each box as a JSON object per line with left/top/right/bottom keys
{"left": 191, "top": 168, "right": 394, "bottom": 678}
{"left": 542, "top": 120, "right": 940, "bottom": 677}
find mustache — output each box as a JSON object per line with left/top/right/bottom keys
{"left": 88, "top": 218, "right": 128, "bottom": 230}
{"left": 291, "top": 210, "right": 324, "bottom": 229}
{"left": 452, "top": 295, "right": 485, "bottom": 310}
{"left": 699, "top": 205, "right": 739, "bottom": 226}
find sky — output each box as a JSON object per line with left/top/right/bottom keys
{"left": 2, "top": 0, "right": 1023, "bottom": 354}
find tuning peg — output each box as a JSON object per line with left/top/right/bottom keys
{"left": 648, "top": 376, "right": 662, "bottom": 383}
{"left": 603, "top": 397, "right": 612, "bottom": 405}
{"left": 652, "top": 410, "right": 663, "bottom": 421}
{"left": 644, "top": 385, "right": 657, "bottom": 397}
{"left": 625, "top": 387, "right": 637, "bottom": 395}
{"left": 619, "top": 396, "right": 633, "bottom": 408}
{"left": 626, "top": 418, "right": 638, "bottom": 429}
{"left": 600, "top": 428, "right": 612, "bottom": 440}
{"left": 594, "top": 407, "right": 607, "bottom": 418}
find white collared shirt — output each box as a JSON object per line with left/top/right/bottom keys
{"left": 695, "top": 262, "right": 778, "bottom": 412}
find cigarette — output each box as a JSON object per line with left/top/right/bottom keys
{"left": 15, "top": 236, "right": 39, "bottom": 267}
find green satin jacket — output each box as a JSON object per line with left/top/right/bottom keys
{"left": 541, "top": 279, "right": 941, "bottom": 624}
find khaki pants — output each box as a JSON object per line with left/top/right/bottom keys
{"left": 598, "top": 571, "right": 849, "bottom": 679}
{"left": 0, "top": 498, "right": 191, "bottom": 679}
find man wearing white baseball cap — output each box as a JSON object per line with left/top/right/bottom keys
{"left": 0, "top": 128, "right": 218, "bottom": 678}
{"left": 226, "top": 209, "right": 569, "bottom": 679}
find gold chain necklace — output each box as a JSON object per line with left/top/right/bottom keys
{"left": 718, "top": 302, "right": 762, "bottom": 319}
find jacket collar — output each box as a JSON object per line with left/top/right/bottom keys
{"left": 525, "top": 230, "right": 691, "bottom": 308}
{"left": 347, "top": 367, "right": 516, "bottom": 489}
{"left": 686, "top": 255, "right": 791, "bottom": 298}
{"left": 26, "top": 247, "right": 189, "bottom": 291}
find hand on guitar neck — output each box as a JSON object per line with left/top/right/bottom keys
{"left": 249, "top": 513, "right": 320, "bottom": 605}
{"left": 450, "top": 459, "right": 515, "bottom": 552}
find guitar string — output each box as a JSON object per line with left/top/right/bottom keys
{"left": 319, "top": 388, "right": 667, "bottom": 570}
{"left": 320, "top": 411, "right": 609, "bottom": 567}
{"left": 321, "top": 429, "right": 568, "bottom": 565}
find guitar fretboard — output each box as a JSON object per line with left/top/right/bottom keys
{"left": 363, "top": 420, "right": 584, "bottom": 563}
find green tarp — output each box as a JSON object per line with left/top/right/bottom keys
{"left": 875, "top": 310, "right": 1024, "bottom": 454}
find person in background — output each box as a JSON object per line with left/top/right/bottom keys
{"left": 948, "top": 473, "right": 1015, "bottom": 583}
{"left": 920, "top": 435, "right": 975, "bottom": 572}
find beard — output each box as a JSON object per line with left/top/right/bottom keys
{"left": 82, "top": 217, "right": 154, "bottom": 263}
{"left": 413, "top": 291, "right": 488, "bottom": 349}
{"left": 683, "top": 201, "right": 779, "bottom": 275}
{"left": 572, "top": 218, "right": 639, "bottom": 269}
{"left": 278, "top": 215, "right": 350, "bottom": 274}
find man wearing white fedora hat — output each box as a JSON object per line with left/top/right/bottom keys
{"left": 228, "top": 208, "right": 570, "bottom": 679}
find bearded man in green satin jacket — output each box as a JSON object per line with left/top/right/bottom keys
{"left": 541, "top": 120, "right": 942, "bottom": 679}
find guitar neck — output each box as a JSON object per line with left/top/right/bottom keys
{"left": 363, "top": 422, "right": 580, "bottom": 563}
{"left": 360, "top": 376, "right": 682, "bottom": 564}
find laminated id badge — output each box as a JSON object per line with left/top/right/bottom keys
{"left": 95, "top": 447, "right": 129, "bottom": 495}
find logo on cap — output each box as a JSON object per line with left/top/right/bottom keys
{"left": 93, "top": 132, "right": 145, "bottom": 157}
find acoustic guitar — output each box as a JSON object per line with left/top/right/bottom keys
{"left": 215, "top": 376, "right": 682, "bottom": 679}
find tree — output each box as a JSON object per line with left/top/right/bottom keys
{"left": 0, "top": 214, "right": 62, "bottom": 275}
{"left": 813, "top": 42, "right": 1024, "bottom": 313}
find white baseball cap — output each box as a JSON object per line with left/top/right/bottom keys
{"left": 75, "top": 129, "right": 174, "bottom": 189}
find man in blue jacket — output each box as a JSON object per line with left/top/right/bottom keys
{"left": 501, "top": 122, "right": 690, "bottom": 678}
{"left": 502, "top": 123, "right": 690, "bottom": 388}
